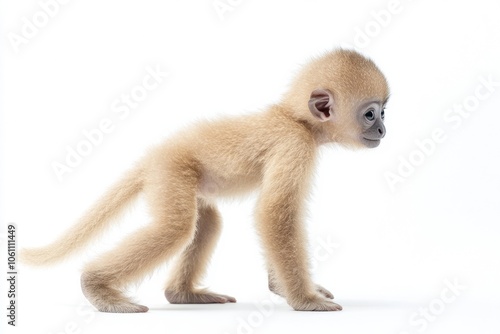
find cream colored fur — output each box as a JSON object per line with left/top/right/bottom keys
{"left": 21, "top": 49, "right": 389, "bottom": 313}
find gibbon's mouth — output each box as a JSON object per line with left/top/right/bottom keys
{"left": 362, "top": 137, "right": 381, "bottom": 148}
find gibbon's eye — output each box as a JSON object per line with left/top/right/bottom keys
{"left": 364, "top": 109, "right": 375, "bottom": 121}
{"left": 381, "top": 109, "right": 385, "bottom": 120}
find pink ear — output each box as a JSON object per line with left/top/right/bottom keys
{"left": 308, "top": 89, "right": 333, "bottom": 122}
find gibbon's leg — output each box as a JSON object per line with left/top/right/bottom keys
{"left": 256, "top": 197, "right": 341, "bottom": 311}
{"left": 81, "top": 165, "right": 199, "bottom": 313}
{"left": 165, "top": 200, "right": 236, "bottom": 304}
{"left": 268, "top": 270, "right": 334, "bottom": 299}
{"left": 256, "top": 153, "right": 342, "bottom": 311}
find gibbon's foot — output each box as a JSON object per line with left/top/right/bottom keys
{"left": 289, "top": 295, "right": 342, "bottom": 311}
{"left": 165, "top": 289, "right": 236, "bottom": 304}
{"left": 269, "top": 281, "right": 334, "bottom": 300}
{"left": 315, "top": 284, "right": 334, "bottom": 299}
{"left": 81, "top": 272, "right": 149, "bottom": 313}
{"left": 98, "top": 302, "right": 149, "bottom": 313}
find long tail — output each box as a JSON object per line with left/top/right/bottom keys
{"left": 20, "top": 164, "right": 144, "bottom": 266}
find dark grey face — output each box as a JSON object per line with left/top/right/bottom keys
{"left": 357, "top": 101, "right": 386, "bottom": 148}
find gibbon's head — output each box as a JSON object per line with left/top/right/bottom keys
{"left": 283, "top": 49, "right": 390, "bottom": 148}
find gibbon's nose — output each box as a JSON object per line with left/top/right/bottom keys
{"left": 377, "top": 122, "right": 386, "bottom": 138}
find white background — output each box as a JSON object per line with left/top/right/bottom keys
{"left": 1, "top": 0, "right": 500, "bottom": 333}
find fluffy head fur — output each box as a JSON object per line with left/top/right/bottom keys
{"left": 283, "top": 49, "right": 389, "bottom": 147}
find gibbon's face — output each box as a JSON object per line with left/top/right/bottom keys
{"left": 308, "top": 88, "right": 389, "bottom": 148}
{"left": 356, "top": 98, "right": 387, "bottom": 148}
